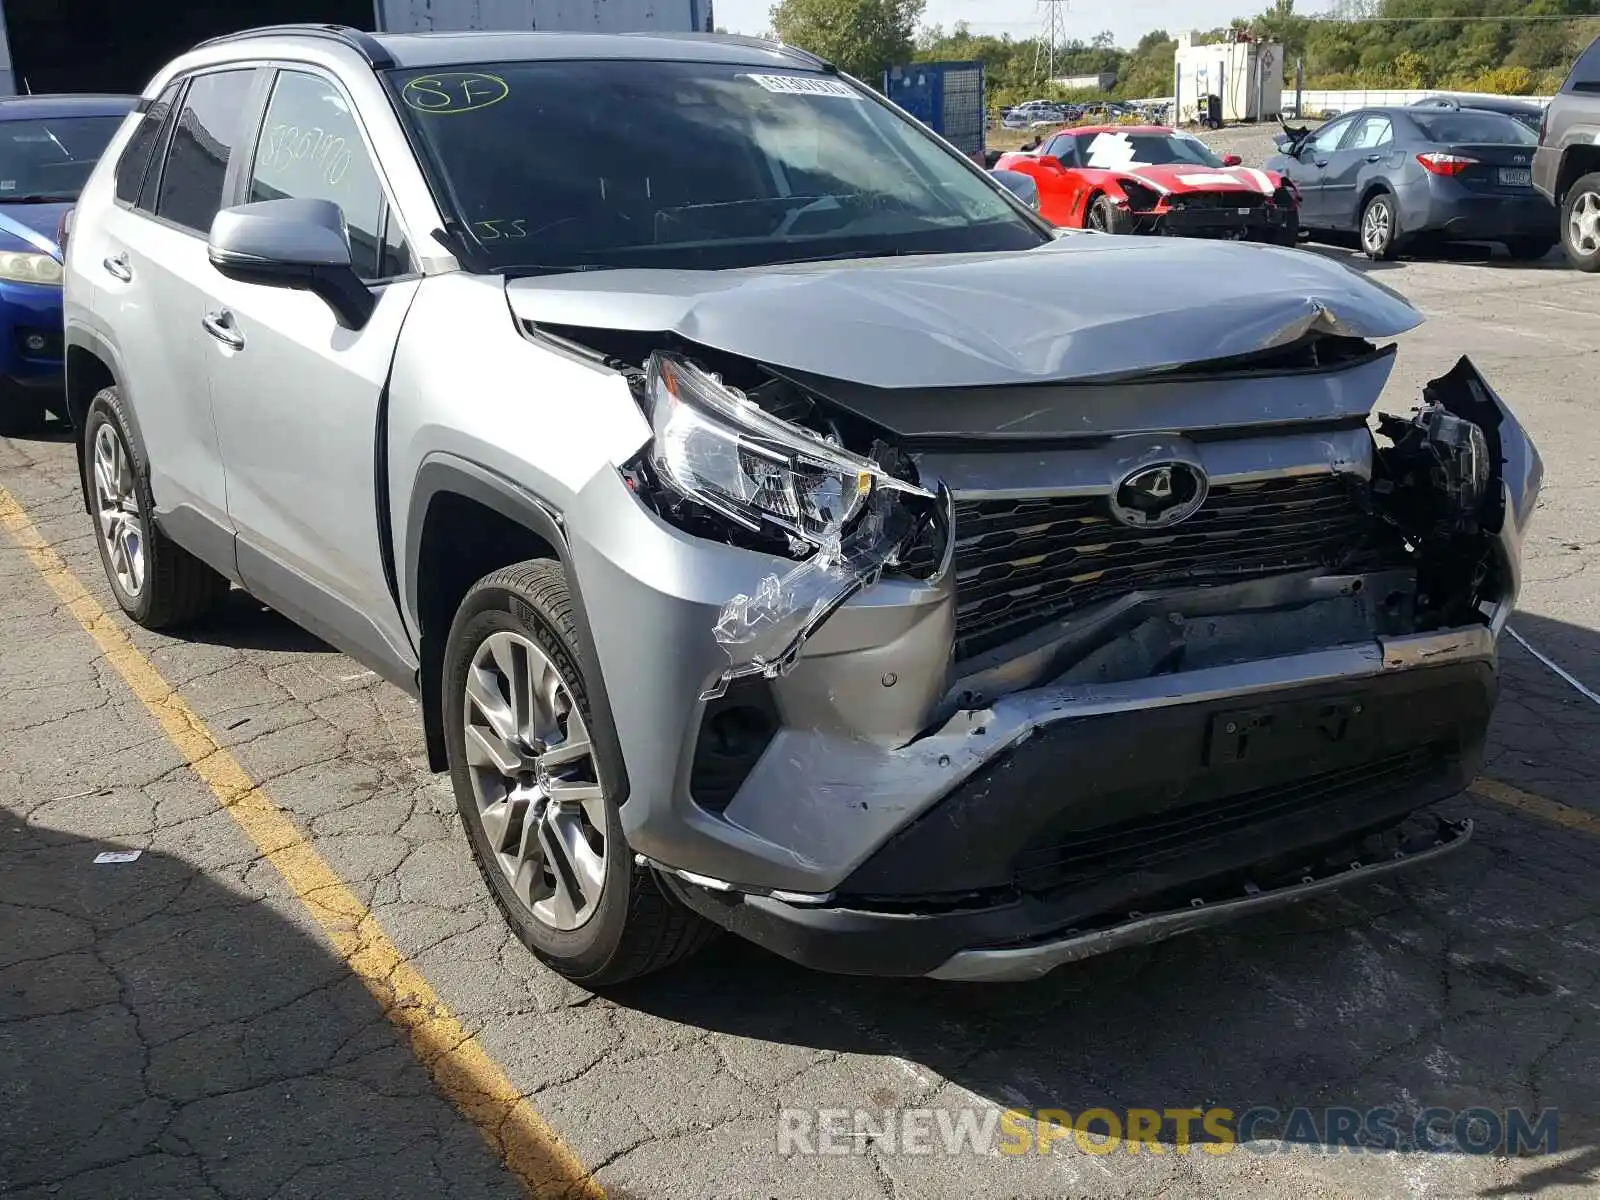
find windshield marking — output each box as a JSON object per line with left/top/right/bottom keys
{"left": 401, "top": 73, "right": 510, "bottom": 115}
{"left": 1084, "top": 132, "right": 1142, "bottom": 169}
{"left": 743, "top": 74, "right": 860, "bottom": 99}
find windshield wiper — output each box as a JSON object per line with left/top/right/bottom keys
{"left": 0, "top": 193, "right": 75, "bottom": 204}
{"left": 499, "top": 263, "right": 622, "bottom": 278}
{"left": 768, "top": 248, "right": 934, "bottom": 266}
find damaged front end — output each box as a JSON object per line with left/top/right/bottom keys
{"left": 546, "top": 304, "right": 1539, "bottom": 981}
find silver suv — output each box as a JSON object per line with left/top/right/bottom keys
{"left": 65, "top": 25, "right": 1541, "bottom": 985}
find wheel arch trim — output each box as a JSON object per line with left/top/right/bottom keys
{"left": 404, "top": 453, "right": 629, "bottom": 801}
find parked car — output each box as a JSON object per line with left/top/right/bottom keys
{"left": 0, "top": 93, "right": 137, "bottom": 431}
{"left": 1533, "top": 33, "right": 1600, "bottom": 270}
{"left": 65, "top": 26, "right": 1539, "bottom": 986}
{"left": 1268, "top": 106, "right": 1552, "bottom": 260}
{"left": 1412, "top": 94, "right": 1545, "bottom": 133}
{"left": 995, "top": 125, "right": 1299, "bottom": 243}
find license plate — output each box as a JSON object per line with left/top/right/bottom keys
{"left": 1498, "top": 167, "right": 1532, "bottom": 187}
{"left": 1236, "top": 207, "right": 1253, "bottom": 215}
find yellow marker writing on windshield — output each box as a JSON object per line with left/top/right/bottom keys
{"left": 402, "top": 73, "right": 509, "bottom": 114}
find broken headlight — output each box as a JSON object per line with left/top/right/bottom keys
{"left": 646, "top": 351, "right": 926, "bottom": 546}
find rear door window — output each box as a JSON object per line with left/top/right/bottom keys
{"left": 154, "top": 68, "right": 259, "bottom": 235}
{"left": 1345, "top": 116, "right": 1393, "bottom": 150}
{"left": 115, "top": 84, "right": 182, "bottom": 206}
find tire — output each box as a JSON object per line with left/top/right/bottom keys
{"left": 1359, "top": 192, "right": 1400, "bottom": 261}
{"left": 1086, "top": 194, "right": 1134, "bottom": 235}
{"left": 1504, "top": 238, "right": 1554, "bottom": 262}
{"left": 1559, "top": 171, "right": 1600, "bottom": 272}
{"left": 83, "top": 387, "right": 230, "bottom": 629}
{"left": 442, "top": 559, "right": 718, "bottom": 986}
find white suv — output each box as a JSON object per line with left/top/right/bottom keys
{"left": 63, "top": 25, "right": 1541, "bottom": 985}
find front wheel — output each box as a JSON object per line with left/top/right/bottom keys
{"left": 1360, "top": 192, "right": 1401, "bottom": 261}
{"left": 1086, "top": 194, "right": 1134, "bottom": 234}
{"left": 1560, "top": 171, "right": 1600, "bottom": 272}
{"left": 442, "top": 560, "right": 717, "bottom": 985}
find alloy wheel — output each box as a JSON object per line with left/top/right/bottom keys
{"left": 1362, "top": 201, "right": 1391, "bottom": 254}
{"left": 92, "top": 423, "right": 145, "bottom": 598}
{"left": 462, "top": 630, "right": 607, "bottom": 931}
{"left": 1568, "top": 190, "right": 1600, "bottom": 256}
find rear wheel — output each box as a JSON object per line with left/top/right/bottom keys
{"left": 83, "top": 387, "right": 230, "bottom": 629}
{"left": 1504, "top": 237, "right": 1555, "bottom": 262}
{"left": 443, "top": 560, "right": 717, "bottom": 986}
{"left": 1360, "top": 192, "right": 1400, "bottom": 260}
{"left": 1559, "top": 171, "right": 1600, "bottom": 272}
{"left": 1086, "top": 194, "right": 1133, "bottom": 234}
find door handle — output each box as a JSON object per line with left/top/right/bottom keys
{"left": 1314, "top": 159, "right": 1329, "bottom": 168}
{"left": 1366, "top": 153, "right": 1383, "bottom": 163}
{"left": 102, "top": 253, "right": 132, "bottom": 282}
{"left": 201, "top": 309, "right": 245, "bottom": 351}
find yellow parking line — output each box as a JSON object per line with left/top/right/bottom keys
{"left": 0, "top": 489, "right": 602, "bottom": 1200}
{"left": 1472, "top": 777, "right": 1600, "bottom": 838}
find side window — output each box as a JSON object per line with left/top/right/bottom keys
{"left": 115, "top": 83, "right": 182, "bottom": 206}
{"left": 248, "top": 70, "right": 407, "bottom": 281}
{"left": 1346, "top": 117, "right": 1393, "bottom": 150}
{"left": 155, "top": 69, "right": 258, "bottom": 235}
{"left": 1309, "top": 117, "right": 1354, "bottom": 154}
{"left": 1564, "top": 36, "right": 1600, "bottom": 92}
{"left": 1049, "top": 135, "right": 1081, "bottom": 167}
{"left": 380, "top": 210, "right": 413, "bottom": 278}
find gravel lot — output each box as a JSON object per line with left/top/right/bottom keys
{"left": 4, "top": 245, "right": 1599, "bottom": 1200}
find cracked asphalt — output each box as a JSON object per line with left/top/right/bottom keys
{"left": 4, "top": 248, "right": 1600, "bottom": 1200}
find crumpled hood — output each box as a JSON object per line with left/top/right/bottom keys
{"left": 504, "top": 236, "right": 1423, "bottom": 389}
{"left": 1119, "top": 163, "right": 1280, "bottom": 195}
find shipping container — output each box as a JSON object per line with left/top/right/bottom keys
{"left": 883, "top": 60, "right": 986, "bottom": 161}
{"left": 0, "top": 0, "right": 711, "bottom": 97}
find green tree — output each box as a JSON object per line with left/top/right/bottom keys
{"left": 770, "top": 0, "right": 928, "bottom": 85}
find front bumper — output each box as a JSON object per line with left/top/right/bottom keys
{"left": 1133, "top": 200, "right": 1296, "bottom": 240}
{"left": 659, "top": 653, "right": 1492, "bottom": 978}
{"left": 0, "top": 280, "right": 65, "bottom": 389}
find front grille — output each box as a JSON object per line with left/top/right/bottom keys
{"left": 1173, "top": 191, "right": 1268, "bottom": 210}
{"left": 910, "top": 474, "right": 1377, "bottom": 660}
{"left": 1012, "top": 744, "right": 1451, "bottom": 895}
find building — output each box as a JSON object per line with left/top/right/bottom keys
{"left": 0, "top": 0, "right": 713, "bottom": 96}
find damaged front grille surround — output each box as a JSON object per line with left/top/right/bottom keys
{"left": 635, "top": 351, "right": 944, "bottom": 699}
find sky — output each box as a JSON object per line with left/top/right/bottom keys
{"left": 711, "top": 0, "right": 1307, "bottom": 50}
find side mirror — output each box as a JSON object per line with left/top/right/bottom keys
{"left": 990, "top": 168, "right": 1041, "bottom": 211}
{"left": 1222, "top": 153, "right": 1243, "bottom": 166}
{"left": 207, "top": 197, "right": 375, "bottom": 330}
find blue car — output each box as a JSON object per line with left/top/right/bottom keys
{"left": 1267, "top": 106, "right": 1554, "bottom": 262}
{"left": 0, "top": 93, "right": 137, "bottom": 430}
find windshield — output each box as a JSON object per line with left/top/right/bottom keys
{"left": 1076, "top": 130, "right": 1224, "bottom": 169}
{"left": 1413, "top": 111, "right": 1538, "bottom": 146}
{"left": 0, "top": 115, "right": 126, "bottom": 202}
{"left": 387, "top": 60, "right": 1046, "bottom": 272}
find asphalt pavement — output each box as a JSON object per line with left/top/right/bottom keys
{"left": 4, "top": 245, "right": 1600, "bottom": 1200}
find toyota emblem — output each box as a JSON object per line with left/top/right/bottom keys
{"left": 1110, "top": 461, "right": 1209, "bottom": 529}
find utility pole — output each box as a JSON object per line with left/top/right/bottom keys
{"left": 1038, "top": 0, "right": 1069, "bottom": 82}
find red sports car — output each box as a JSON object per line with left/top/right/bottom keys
{"left": 995, "top": 125, "right": 1300, "bottom": 245}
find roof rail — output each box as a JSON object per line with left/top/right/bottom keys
{"left": 192, "top": 24, "right": 395, "bottom": 69}
{"left": 619, "top": 29, "right": 836, "bottom": 72}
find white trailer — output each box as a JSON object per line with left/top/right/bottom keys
{"left": 0, "top": 0, "right": 713, "bottom": 97}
